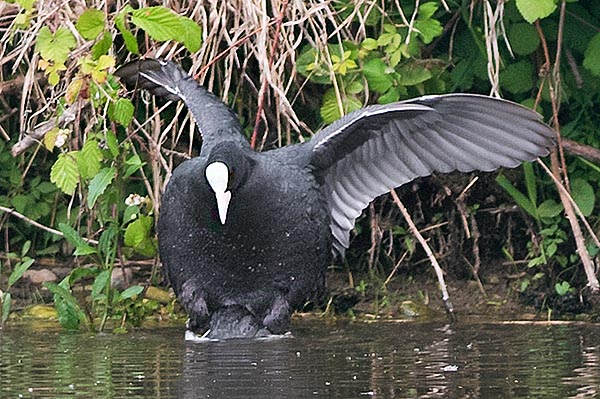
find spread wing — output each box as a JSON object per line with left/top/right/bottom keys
{"left": 308, "top": 94, "right": 556, "bottom": 256}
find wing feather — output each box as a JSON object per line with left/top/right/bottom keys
{"left": 309, "top": 94, "right": 555, "bottom": 256}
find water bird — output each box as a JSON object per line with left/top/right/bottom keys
{"left": 116, "top": 58, "right": 555, "bottom": 339}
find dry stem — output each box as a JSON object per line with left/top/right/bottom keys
{"left": 390, "top": 189, "right": 456, "bottom": 320}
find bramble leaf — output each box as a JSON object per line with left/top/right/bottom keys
{"left": 131, "top": 6, "right": 185, "bottom": 42}
{"left": 78, "top": 139, "right": 103, "bottom": 180}
{"left": 35, "top": 27, "right": 76, "bottom": 64}
{"left": 108, "top": 98, "right": 134, "bottom": 126}
{"left": 87, "top": 167, "right": 115, "bottom": 209}
{"left": 76, "top": 9, "right": 105, "bottom": 40}
{"left": 508, "top": 23, "right": 540, "bottom": 55}
{"left": 363, "top": 58, "right": 394, "bottom": 93}
{"left": 516, "top": 0, "right": 557, "bottom": 23}
{"left": 115, "top": 11, "right": 139, "bottom": 54}
{"left": 180, "top": 16, "right": 202, "bottom": 53}
{"left": 50, "top": 152, "right": 79, "bottom": 195}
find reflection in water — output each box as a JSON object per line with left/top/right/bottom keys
{"left": 1, "top": 320, "right": 600, "bottom": 398}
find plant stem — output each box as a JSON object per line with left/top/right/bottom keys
{"left": 390, "top": 189, "right": 456, "bottom": 320}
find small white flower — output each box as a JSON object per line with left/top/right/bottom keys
{"left": 125, "top": 193, "right": 145, "bottom": 207}
{"left": 54, "top": 129, "right": 70, "bottom": 148}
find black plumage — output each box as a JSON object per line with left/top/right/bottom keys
{"left": 116, "top": 59, "right": 555, "bottom": 339}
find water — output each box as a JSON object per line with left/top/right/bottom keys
{"left": 1, "top": 318, "right": 599, "bottom": 398}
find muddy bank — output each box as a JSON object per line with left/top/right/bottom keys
{"left": 4, "top": 259, "right": 599, "bottom": 328}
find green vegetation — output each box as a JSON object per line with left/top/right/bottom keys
{"left": 1, "top": 0, "right": 599, "bottom": 330}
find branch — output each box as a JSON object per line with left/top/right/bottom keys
{"left": 10, "top": 99, "right": 84, "bottom": 157}
{"left": 0, "top": 205, "right": 98, "bottom": 245}
{"left": 0, "top": 73, "right": 47, "bottom": 96}
{"left": 390, "top": 189, "right": 456, "bottom": 321}
{"left": 562, "top": 138, "right": 600, "bottom": 164}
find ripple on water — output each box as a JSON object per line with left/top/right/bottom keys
{"left": 1, "top": 320, "right": 599, "bottom": 398}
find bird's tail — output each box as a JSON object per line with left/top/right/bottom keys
{"left": 115, "top": 58, "right": 190, "bottom": 102}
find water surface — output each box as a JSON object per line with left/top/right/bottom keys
{"left": 1, "top": 319, "right": 599, "bottom": 398}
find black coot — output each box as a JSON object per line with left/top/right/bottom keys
{"left": 116, "top": 59, "right": 555, "bottom": 339}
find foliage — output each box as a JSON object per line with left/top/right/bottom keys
{"left": 1, "top": 0, "right": 600, "bottom": 328}
{"left": 1, "top": 242, "right": 35, "bottom": 325}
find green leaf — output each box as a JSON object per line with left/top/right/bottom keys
{"left": 104, "top": 131, "right": 120, "bottom": 159}
{"left": 67, "top": 266, "right": 100, "bottom": 285}
{"left": 537, "top": 199, "right": 563, "bottom": 219}
{"left": 397, "top": 64, "right": 432, "bottom": 86}
{"left": 508, "top": 23, "right": 540, "bottom": 56}
{"left": 516, "top": 0, "right": 557, "bottom": 23}
{"left": 180, "top": 16, "right": 202, "bottom": 53}
{"left": 115, "top": 11, "right": 139, "bottom": 54}
{"left": 579, "top": 157, "right": 600, "bottom": 175}
{"left": 91, "top": 270, "right": 110, "bottom": 300}
{"left": 571, "top": 178, "right": 595, "bottom": 217}
{"left": 35, "top": 27, "right": 76, "bottom": 64}
{"left": 92, "top": 31, "right": 113, "bottom": 60}
{"left": 346, "top": 81, "right": 364, "bottom": 95}
{"left": 108, "top": 98, "right": 134, "bottom": 126}
{"left": 76, "top": 9, "right": 105, "bottom": 40}
{"left": 417, "top": 2, "right": 438, "bottom": 20}
{"left": 2, "top": 292, "right": 11, "bottom": 325}
{"left": 363, "top": 58, "right": 394, "bottom": 93}
{"left": 583, "top": 33, "right": 600, "bottom": 77}
{"left": 87, "top": 167, "right": 116, "bottom": 209}
{"left": 124, "top": 215, "right": 156, "bottom": 257}
{"left": 21, "top": 240, "right": 31, "bottom": 257}
{"left": 496, "top": 174, "right": 538, "bottom": 219}
{"left": 361, "top": 38, "right": 378, "bottom": 51}
{"left": 124, "top": 154, "right": 146, "bottom": 178}
{"left": 17, "top": 0, "right": 36, "bottom": 11}
{"left": 11, "top": 194, "right": 30, "bottom": 214}
{"left": 555, "top": 281, "right": 571, "bottom": 296}
{"left": 131, "top": 6, "right": 185, "bottom": 42}
{"left": 44, "top": 282, "right": 87, "bottom": 330}
{"left": 500, "top": 60, "right": 534, "bottom": 94}
{"left": 414, "top": 3, "right": 443, "bottom": 44}
{"left": 50, "top": 152, "right": 80, "bottom": 195}
{"left": 319, "top": 90, "right": 362, "bottom": 124}
{"left": 58, "top": 223, "right": 97, "bottom": 256}
{"left": 523, "top": 162, "right": 537, "bottom": 206}
{"left": 123, "top": 205, "right": 140, "bottom": 223}
{"left": 124, "top": 215, "right": 152, "bottom": 247}
{"left": 8, "top": 258, "right": 35, "bottom": 289}
{"left": 78, "top": 139, "right": 102, "bottom": 180}
{"left": 378, "top": 87, "right": 400, "bottom": 104}
{"left": 120, "top": 285, "right": 144, "bottom": 300}
{"left": 296, "top": 46, "right": 331, "bottom": 84}
{"left": 37, "top": 181, "right": 57, "bottom": 194}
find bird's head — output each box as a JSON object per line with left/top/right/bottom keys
{"left": 204, "top": 142, "right": 251, "bottom": 225}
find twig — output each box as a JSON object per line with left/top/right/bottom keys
{"left": 535, "top": 5, "right": 599, "bottom": 292}
{"left": 0, "top": 205, "right": 98, "bottom": 245}
{"left": 562, "top": 138, "right": 600, "bottom": 164}
{"left": 367, "top": 203, "right": 381, "bottom": 270}
{"left": 390, "top": 189, "right": 456, "bottom": 320}
{"left": 536, "top": 159, "right": 600, "bottom": 250}
{"left": 250, "top": 0, "right": 289, "bottom": 149}
{"left": 10, "top": 99, "right": 84, "bottom": 157}
{"left": 384, "top": 251, "right": 409, "bottom": 287}
{"left": 195, "top": 21, "right": 277, "bottom": 79}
